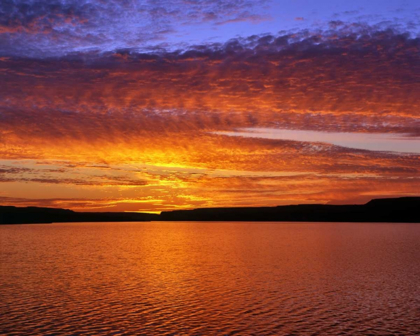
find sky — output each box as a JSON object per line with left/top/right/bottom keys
{"left": 0, "top": 0, "right": 419, "bottom": 212}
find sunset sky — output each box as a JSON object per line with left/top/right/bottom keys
{"left": 1, "top": 0, "right": 419, "bottom": 212}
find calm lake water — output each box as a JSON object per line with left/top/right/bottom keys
{"left": 1, "top": 222, "right": 419, "bottom": 335}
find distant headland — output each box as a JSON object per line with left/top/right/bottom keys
{"left": 1, "top": 197, "right": 419, "bottom": 224}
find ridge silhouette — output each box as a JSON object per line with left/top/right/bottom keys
{"left": 1, "top": 197, "right": 419, "bottom": 224}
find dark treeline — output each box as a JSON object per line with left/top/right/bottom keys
{"left": 1, "top": 197, "right": 419, "bottom": 224}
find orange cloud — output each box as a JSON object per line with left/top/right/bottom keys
{"left": 0, "top": 25, "right": 419, "bottom": 211}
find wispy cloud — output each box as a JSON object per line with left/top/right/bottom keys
{"left": 215, "top": 129, "right": 420, "bottom": 154}
{"left": 0, "top": 0, "right": 270, "bottom": 57}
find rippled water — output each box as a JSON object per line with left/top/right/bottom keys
{"left": 1, "top": 222, "right": 419, "bottom": 335}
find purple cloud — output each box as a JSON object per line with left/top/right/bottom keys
{"left": 0, "top": 0, "right": 270, "bottom": 57}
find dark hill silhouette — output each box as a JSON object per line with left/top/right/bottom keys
{"left": 1, "top": 197, "right": 419, "bottom": 224}
{"left": 0, "top": 206, "right": 159, "bottom": 224}
{"left": 159, "top": 197, "right": 420, "bottom": 223}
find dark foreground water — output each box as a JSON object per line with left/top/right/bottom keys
{"left": 1, "top": 222, "right": 419, "bottom": 335}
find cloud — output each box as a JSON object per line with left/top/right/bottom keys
{"left": 0, "top": 0, "right": 270, "bottom": 57}
{"left": 0, "top": 23, "right": 419, "bottom": 210}
{"left": 1, "top": 24, "right": 419, "bottom": 132}
{"left": 215, "top": 12, "right": 270, "bottom": 25}
{"left": 215, "top": 128, "right": 420, "bottom": 154}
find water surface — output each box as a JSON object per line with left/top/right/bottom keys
{"left": 1, "top": 222, "right": 419, "bottom": 335}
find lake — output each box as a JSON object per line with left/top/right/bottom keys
{"left": 1, "top": 222, "right": 419, "bottom": 335}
